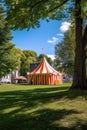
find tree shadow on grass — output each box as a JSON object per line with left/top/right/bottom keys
{"left": 0, "top": 85, "right": 87, "bottom": 111}
{"left": 0, "top": 108, "right": 87, "bottom": 130}
{"left": 0, "top": 85, "right": 87, "bottom": 130}
{"left": 0, "top": 85, "right": 87, "bottom": 108}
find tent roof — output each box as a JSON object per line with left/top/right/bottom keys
{"left": 30, "top": 57, "right": 61, "bottom": 75}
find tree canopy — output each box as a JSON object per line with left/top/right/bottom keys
{"left": 2, "top": 0, "right": 69, "bottom": 30}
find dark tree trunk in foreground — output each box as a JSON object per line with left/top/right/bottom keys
{"left": 71, "top": 0, "right": 87, "bottom": 89}
{"left": 82, "top": 25, "right": 87, "bottom": 89}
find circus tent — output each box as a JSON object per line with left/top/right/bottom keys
{"left": 27, "top": 57, "right": 63, "bottom": 85}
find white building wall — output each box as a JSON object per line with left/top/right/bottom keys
{"left": 0, "top": 70, "right": 19, "bottom": 83}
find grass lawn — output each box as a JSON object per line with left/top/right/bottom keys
{"left": 0, "top": 83, "right": 87, "bottom": 130}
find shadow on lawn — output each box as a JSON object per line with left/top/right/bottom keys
{"left": 0, "top": 108, "right": 87, "bottom": 130}
{"left": 0, "top": 85, "right": 87, "bottom": 112}
{"left": 0, "top": 85, "right": 87, "bottom": 130}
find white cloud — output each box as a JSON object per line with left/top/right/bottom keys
{"left": 48, "top": 37, "right": 58, "bottom": 44}
{"left": 60, "top": 21, "right": 71, "bottom": 32}
{"left": 57, "top": 33, "right": 64, "bottom": 37}
{"left": 47, "top": 54, "right": 55, "bottom": 60}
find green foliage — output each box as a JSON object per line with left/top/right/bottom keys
{"left": 0, "top": 5, "right": 17, "bottom": 78}
{"left": 0, "top": 42, "right": 21, "bottom": 78}
{"left": 14, "top": 48, "right": 25, "bottom": 69}
{"left": 0, "top": 4, "right": 12, "bottom": 45}
{"left": 4, "top": 0, "right": 87, "bottom": 30}
{"left": 54, "top": 26, "right": 75, "bottom": 74}
{"left": 2, "top": 0, "right": 69, "bottom": 30}
{"left": 37, "top": 54, "right": 53, "bottom": 64}
{"left": 20, "top": 50, "right": 37, "bottom": 77}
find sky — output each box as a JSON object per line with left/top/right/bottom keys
{"left": 12, "top": 20, "right": 71, "bottom": 60}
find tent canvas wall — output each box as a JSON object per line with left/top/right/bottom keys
{"left": 27, "top": 57, "right": 62, "bottom": 85}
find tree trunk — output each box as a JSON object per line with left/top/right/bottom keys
{"left": 82, "top": 25, "right": 87, "bottom": 89}
{"left": 71, "top": 0, "right": 87, "bottom": 89}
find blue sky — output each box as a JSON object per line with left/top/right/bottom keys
{"left": 12, "top": 20, "right": 70, "bottom": 59}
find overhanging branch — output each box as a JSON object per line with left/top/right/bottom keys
{"left": 49, "top": 0, "right": 68, "bottom": 12}
{"left": 31, "top": 0, "right": 48, "bottom": 9}
{"left": 29, "top": 0, "right": 68, "bottom": 12}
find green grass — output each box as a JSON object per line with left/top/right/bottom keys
{"left": 0, "top": 83, "right": 87, "bottom": 130}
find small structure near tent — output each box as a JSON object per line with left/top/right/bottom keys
{"left": 27, "top": 57, "right": 63, "bottom": 85}
{"left": 14, "top": 76, "right": 27, "bottom": 83}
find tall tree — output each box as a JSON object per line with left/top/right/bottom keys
{"left": 2, "top": 0, "right": 87, "bottom": 89}
{"left": 70, "top": 0, "right": 87, "bottom": 89}
{"left": 0, "top": 4, "right": 15, "bottom": 78}
{"left": 55, "top": 26, "right": 75, "bottom": 75}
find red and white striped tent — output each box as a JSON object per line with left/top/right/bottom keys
{"left": 27, "top": 57, "right": 63, "bottom": 85}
